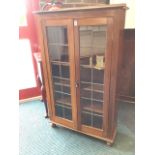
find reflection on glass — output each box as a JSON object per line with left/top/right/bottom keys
{"left": 46, "top": 27, "right": 69, "bottom": 62}
{"left": 80, "top": 25, "right": 107, "bottom": 129}
{"left": 46, "top": 26, "right": 72, "bottom": 120}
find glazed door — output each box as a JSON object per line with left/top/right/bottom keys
{"left": 74, "top": 18, "right": 113, "bottom": 137}
{"left": 42, "top": 19, "right": 77, "bottom": 128}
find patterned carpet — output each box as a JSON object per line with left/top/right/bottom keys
{"left": 19, "top": 100, "right": 135, "bottom": 155}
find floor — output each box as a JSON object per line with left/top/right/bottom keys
{"left": 19, "top": 100, "right": 135, "bottom": 155}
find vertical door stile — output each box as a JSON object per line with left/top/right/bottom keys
{"left": 73, "top": 19, "right": 81, "bottom": 130}
{"left": 102, "top": 18, "right": 114, "bottom": 137}
{"left": 68, "top": 19, "right": 78, "bottom": 129}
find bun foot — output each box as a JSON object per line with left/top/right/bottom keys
{"left": 45, "top": 115, "right": 49, "bottom": 119}
{"left": 107, "top": 142, "right": 112, "bottom": 146}
{"left": 51, "top": 123, "right": 57, "bottom": 127}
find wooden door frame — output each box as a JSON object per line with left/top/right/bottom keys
{"left": 74, "top": 17, "right": 114, "bottom": 138}
{"left": 41, "top": 19, "right": 77, "bottom": 129}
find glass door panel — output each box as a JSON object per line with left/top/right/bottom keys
{"left": 79, "top": 25, "right": 107, "bottom": 129}
{"left": 46, "top": 26, "right": 72, "bottom": 120}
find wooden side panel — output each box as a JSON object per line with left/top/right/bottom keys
{"left": 107, "top": 9, "right": 126, "bottom": 139}
{"left": 117, "top": 29, "right": 135, "bottom": 102}
{"left": 103, "top": 17, "right": 114, "bottom": 137}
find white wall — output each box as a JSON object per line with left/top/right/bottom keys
{"left": 110, "top": 0, "right": 135, "bottom": 28}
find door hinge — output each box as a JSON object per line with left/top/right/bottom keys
{"left": 74, "top": 20, "right": 77, "bottom": 26}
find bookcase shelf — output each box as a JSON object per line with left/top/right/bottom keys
{"left": 52, "top": 61, "right": 69, "bottom": 66}
{"left": 83, "top": 84, "right": 103, "bottom": 93}
{"left": 80, "top": 64, "right": 105, "bottom": 70}
{"left": 35, "top": 3, "right": 126, "bottom": 144}
{"left": 56, "top": 97, "right": 71, "bottom": 106}
{"left": 82, "top": 102, "right": 103, "bottom": 115}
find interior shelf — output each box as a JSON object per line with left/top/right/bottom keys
{"left": 54, "top": 82, "right": 70, "bottom": 87}
{"left": 80, "top": 64, "right": 104, "bottom": 70}
{"left": 51, "top": 61, "right": 69, "bottom": 66}
{"left": 80, "top": 46, "right": 105, "bottom": 49}
{"left": 82, "top": 111, "right": 103, "bottom": 118}
{"left": 53, "top": 76, "right": 70, "bottom": 81}
{"left": 82, "top": 84, "right": 103, "bottom": 93}
{"left": 80, "top": 53, "right": 104, "bottom": 59}
{"left": 56, "top": 97, "right": 71, "bottom": 106}
{"left": 53, "top": 77, "right": 70, "bottom": 87}
{"left": 55, "top": 90, "right": 71, "bottom": 96}
{"left": 56, "top": 103, "right": 71, "bottom": 109}
{"left": 80, "top": 96, "right": 103, "bottom": 103}
{"left": 81, "top": 102, "right": 103, "bottom": 115}
{"left": 81, "top": 81, "right": 104, "bottom": 86}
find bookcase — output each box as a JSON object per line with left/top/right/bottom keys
{"left": 34, "top": 3, "right": 127, "bottom": 145}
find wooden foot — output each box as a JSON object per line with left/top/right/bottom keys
{"left": 107, "top": 142, "right": 112, "bottom": 146}
{"left": 51, "top": 123, "right": 57, "bottom": 127}
{"left": 45, "top": 115, "right": 49, "bottom": 119}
